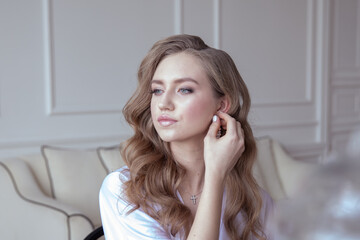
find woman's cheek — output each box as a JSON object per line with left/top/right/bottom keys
{"left": 183, "top": 98, "right": 214, "bottom": 120}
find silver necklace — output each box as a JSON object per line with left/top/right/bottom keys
{"left": 186, "top": 189, "right": 203, "bottom": 205}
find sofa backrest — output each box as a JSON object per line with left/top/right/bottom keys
{"left": 16, "top": 144, "right": 125, "bottom": 227}
{"left": 11, "top": 138, "right": 308, "bottom": 228}
{"left": 41, "top": 145, "right": 125, "bottom": 226}
{"left": 253, "top": 137, "right": 287, "bottom": 200}
{"left": 19, "top": 154, "right": 53, "bottom": 197}
{"left": 253, "top": 137, "right": 318, "bottom": 201}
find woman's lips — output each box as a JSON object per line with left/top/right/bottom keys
{"left": 157, "top": 116, "right": 177, "bottom": 127}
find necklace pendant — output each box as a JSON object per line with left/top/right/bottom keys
{"left": 190, "top": 195, "right": 197, "bottom": 205}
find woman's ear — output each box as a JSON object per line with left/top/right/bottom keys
{"left": 217, "top": 96, "right": 230, "bottom": 113}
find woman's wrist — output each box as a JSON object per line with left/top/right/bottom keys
{"left": 204, "top": 167, "right": 226, "bottom": 190}
{"left": 205, "top": 164, "right": 228, "bottom": 182}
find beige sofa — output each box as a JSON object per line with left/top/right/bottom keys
{"left": 0, "top": 137, "right": 315, "bottom": 239}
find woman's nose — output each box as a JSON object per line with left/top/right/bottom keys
{"left": 158, "top": 92, "right": 174, "bottom": 111}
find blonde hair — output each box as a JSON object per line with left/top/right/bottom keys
{"left": 122, "top": 34, "right": 266, "bottom": 239}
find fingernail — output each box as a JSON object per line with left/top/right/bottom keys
{"left": 212, "top": 115, "right": 218, "bottom": 122}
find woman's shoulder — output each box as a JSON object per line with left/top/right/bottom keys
{"left": 103, "top": 166, "right": 129, "bottom": 184}
{"left": 100, "top": 166, "right": 130, "bottom": 200}
{"left": 259, "top": 188, "right": 273, "bottom": 206}
{"left": 258, "top": 187, "right": 275, "bottom": 239}
{"left": 99, "top": 166, "right": 134, "bottom": 213}
{"left": 258, "top": 187, "right": 274, "bottom": 217}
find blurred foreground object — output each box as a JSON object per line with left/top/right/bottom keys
{"left": 275, "top": 130, "right": 360, "bottom": 240}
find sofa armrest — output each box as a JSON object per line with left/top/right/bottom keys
{"left": 0, "top": 159, "right": 94, "bottom": 240}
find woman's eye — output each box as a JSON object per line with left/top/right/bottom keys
{"left": 179, "top": 88, "right": 193, "bottom": 94}
{"left": 151, "top": 89, "right": 163, "bottom": 95}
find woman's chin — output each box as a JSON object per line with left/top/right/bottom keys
{"left": 157, "top": 132, "right": 206, "bottom": 144}
{"left": 157, "top": 134, "right": 180, "bottom": 143}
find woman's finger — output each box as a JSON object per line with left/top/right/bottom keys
{"left": 239, "top": 125, "right": 245, "bottom": 153}
{"left": 217, "top": 111, "right": 237, "bottom": 136}
{"left": 241, "top": 127, "right": 245, "bottom": 139}
{"left": 236, "top": 121, "right": 242, "bottom": 138}
{"left": 206, "top": 115, "right": 221, "bottom": 138}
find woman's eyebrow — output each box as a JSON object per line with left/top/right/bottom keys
{"left": 151, "top": 78, "right": 199, "bottom": 85}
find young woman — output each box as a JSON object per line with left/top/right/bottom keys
{"left": 99, "top": 34, "right": 273, "bottom": 240}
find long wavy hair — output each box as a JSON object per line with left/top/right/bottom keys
{"left": 121, "top": 34, "right": 265, "bottom": 239}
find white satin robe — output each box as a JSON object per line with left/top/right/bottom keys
{"left": 99, "top": 167, "right": 274, "bottom": 240}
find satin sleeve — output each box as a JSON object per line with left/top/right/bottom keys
{"left": 99, "top": 169, "right": 171, "bottom": 240}
{"left": 260, "top": 189, "right": 275, "bottom": 240}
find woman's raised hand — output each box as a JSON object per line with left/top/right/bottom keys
{"left": 188, "top": 112, "right": 245, "bottom": 240}
{"left": 204, "top": 111, "right": 245, "bottom": 179}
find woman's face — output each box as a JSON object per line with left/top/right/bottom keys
{"left": 150, "top": 52, "right": 221, "bottom": 143}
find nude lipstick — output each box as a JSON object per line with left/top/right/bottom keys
{"left": 157, "top": 115, "right": 177, "bottom": 127}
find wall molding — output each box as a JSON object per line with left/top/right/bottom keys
{"left": 251, "top": 0, "right": 317, "bottom": 108}
{"left": 43, "top": 0, "right": 54, "bottom": 116}
{"left": 285, "top": 141, "right": 327, "bottom": 163}
{"left": 357, "top": 0, "right": 360, "bottom": 68}
{"left": 332, "top": 71, "right": 360, "bottom": 80}
{"left": 315, "top": 0, "right": 331, "bottom": 143}
{"left": 213, "top": 0, "right": 221, "bottom": 49}
{"left": 174, "top": 0, "right": 183, "bottom": 34}
{"left": 47, "top": 105, "right": 124, "bottom": 116}
{"left": 330, "top": 129, "right": 360, "bottom": 154}
{"left": 331, "top": 121, "right": 360, "bottom": 133}
{"left": 328, "top": 0, "right": 360, "bottom": 155}
{"left": 332, "top": 121, "right": 360, "bottom": 132}
{"left": 43, "top": 0, "right": 124, "bottom": 116}
{"left": 0, "top": 134, "right": 127, "bottom": 150}
{"left": 0, "top": 134, "right": 128, "bottom": 159}
{"left": 0, "top": 79, "right": 2, "bottom": 117}
{"left": 331, "top": 77, "right": 360, "bottom": 87}
{"left": 332, "top": 88, "right": 359, "bottom": 112}
{"left": 331, "top": 0, "right": 360, "bottom": 75}
{"left": 253, "top": 0, "right": 330, "bottom": 145}
{"left": 254, "top": 120, "right": 318, "bottom": 130}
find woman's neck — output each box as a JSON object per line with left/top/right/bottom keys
{"left": 170, "top": 141, "right": 205, "bottom": 194}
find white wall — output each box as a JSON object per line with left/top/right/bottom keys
{"left": 329, "top": 0, "right": 360, "bottom": 155}
{"left": 0, "top": 0, "right": 359, "bottom": 162}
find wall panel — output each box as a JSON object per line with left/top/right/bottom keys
{"left": 222, "top": 0, "right": 310, "bottom": 105}
{"left": 330, "top": 0, "right": 360, "bottom": 154}
{"left": 182, "top": 0, "right": 215, "bottom": 46}
{"left": 219, "top": 0, "right": 328, "bottom": 161}
{"left": 0, "top": 0, "right": 359, "bottom": 162}
{"left": 45, "top": 0, "right": 174, "bottom": 115}
{"left": 332, "top": 0, "right": 360, "bottom": 75}
{"left": 0, "top": 0, "right": 179, "bottom": 157}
